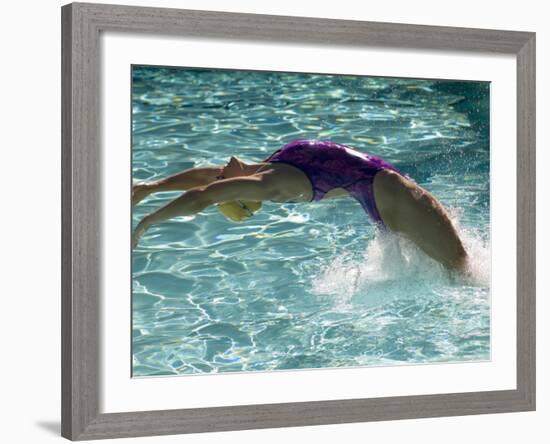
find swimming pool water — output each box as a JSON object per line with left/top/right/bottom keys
{"left": 131, "top": 66, "right": 490, "bottom": 377}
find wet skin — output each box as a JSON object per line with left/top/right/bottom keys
{"left": 133, "top": 156, "right": 467, "bottom": 271}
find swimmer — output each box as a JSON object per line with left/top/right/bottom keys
{"left": 132, "top": 139, "right": 468, "bottom": 271}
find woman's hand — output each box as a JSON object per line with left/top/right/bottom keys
{"left": 132, "top": 216, "right": 151, "bottom": 249}
{"left": 132, "top": 183, "right": 154, "bottom": 207}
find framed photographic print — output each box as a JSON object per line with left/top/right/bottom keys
{"left": 61, "top": 2, "right": 535, "bottom": 440}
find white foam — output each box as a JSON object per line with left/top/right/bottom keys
{"left": 311, "top": 215, "right": 490, "bottom": 308}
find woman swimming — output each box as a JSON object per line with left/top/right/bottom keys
{"left": 132, "top": 139, "right": 468, "bottom": 271}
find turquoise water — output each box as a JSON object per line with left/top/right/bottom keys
{"left": 131, "top": 66, "right": 490, "bottom": 377}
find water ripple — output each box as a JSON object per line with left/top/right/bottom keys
{"left": 132, "top": 66, "right": 490, "bottom": 377}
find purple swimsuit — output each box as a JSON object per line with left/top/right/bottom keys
{"left": 265, "top": 139, "right": 401, "bottom": 226}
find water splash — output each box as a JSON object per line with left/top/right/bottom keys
{"left": 311, "top": 219, "right": 490, "bottom": 309}
{"left": 459, "top": 227, "right": 491, "bottom": 287}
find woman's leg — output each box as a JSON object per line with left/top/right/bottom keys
{"left": 374, "top": 169, "right": 468, "bottom": 271}
{"left": 132, "top": 166, "right": 223, "bottom": 206}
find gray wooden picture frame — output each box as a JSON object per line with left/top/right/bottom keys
{"left": 61, "top": 2, "right": 536, "bottom": 440}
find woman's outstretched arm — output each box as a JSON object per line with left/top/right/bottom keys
{"left": 132, "top": 166, "right": 223, "bottom": 206}
{"left": 133, "top": 172, "right": 280, "bottom": 248}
